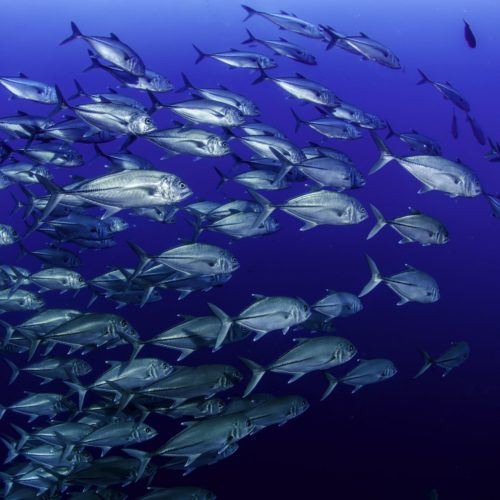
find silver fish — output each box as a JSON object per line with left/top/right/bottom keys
{"left": 193, "top": 45, "right": 276, "bottom": 69}
{"left": 368, "top": 204, "right": 449, "bottom": 245}
{"left": 241, "top": 336, "right": 357, "bottom": 397}
{"left": 61, "top": 22, "right": 145, "bottom": 76}
{"left": 313, "top": 291, "right": 363, "bottom": 319}
{"left": 415, "top": 341, "right": 470, "bottom": 378}
{"left": 359, "top": 255, "right": 440, "bottom": 306}
{"left": 370, "top": 133, "right": 482, "bottom": 197}
{"left": 416, "top": 69, "right": 470, "bottom": 111}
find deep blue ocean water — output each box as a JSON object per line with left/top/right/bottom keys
{"left": 0, "top": 1, "right": 499, "bottom": 498}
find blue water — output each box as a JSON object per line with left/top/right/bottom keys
{"left": 1, "top": 1, "right": 499, "bottom": 498}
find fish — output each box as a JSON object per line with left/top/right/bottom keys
{"left": 35, "top": 169, "right": 192, "bottom": 222}
{"left": 0, "top": 112, "right": 54, "bottom": 139}
{"left": 466, "top": 114, "right": 485, "bottom": 145}
{"left": 0, "top": 392, "right": 75, "bottom": 422}
{"left": 463, "top": 20, "right": 477, "bottom": 48}
{"left": 241, "top": 336, "right": 357, "bottom": 397}
{"left": 415, "top": 341, "right": 470, "bottom": 378}
{"left": 18, "top": 143, "right": 83, "bottom": 167}
{"left": 331, "top": 102, "right": 386, "bottom": 129}
{"left": 272, "top": 190, "right": 368, "bottom": 231}
{"left": 239, "top": 135, "right": 305, "bottom": 164}
{"left": 204, "top": 212, "right": 280, "bottom": 240}
{"left": 0, "top": 289, "right": 44, "bottom": 314}
{"left": 19, "top": 243, "right": 81, "bottom": 268}
{"left": 292, "top": 109, "right": 362, "bottom": 140}
{"left": 322, "top": 26, "right": 401, "bottom": 69}
{"left": 370, "top": 133, "right": 482, "bottom": 198}
{"left": 359, "top": 255, "right": 440, "bottom": 306}
{"left": 241, "top": 5, "right": 324, "bottom": 39}
{"left": 166, "top": 98, "right": 245, "bottom": 127}
{"left": 239, "top": 121, "right": 285, "bottom": 138}
{"left": 0, "top": 73, "right": 63, "bottom": 108}
{"left": 93, "top": 145, "right": 155, "bottom": 171}
{"left": 0, "top": 224, "right": 19, "bottom": 245}
{"left": 253, "top": 71, "right": 338, "bottom": 107}
{"left": 242, "top": 29, "right": 317, "bottom": 65}
{"left": 385, "top": 124, "right": 442, "bottom": 155}
{"left": 193, "top": 45, "right": 276, "bottom": 69}
{"left": 214, "top": 294, "right": 311, "bottom": 342}
{"left": 11, "top": 267, "right": 86, "bottom": 294}
{"left": 38, "top": 116, "right": 116, "bottom": 144}
{"left": 416, "top": 69, "right": 470, "bottom": 111}
{"left": 178, "top": 73, "right": 259, "bottom": 116}
{"left": 367, "top": 204, "right": 449, "bottom": 245}
{"left": 323, "top": 359, "right": 397, "bottom": 397}
{"left": 60, "top": 22, "right": 146, "bottom": 76}
{"left": 216, "top": 167, "right": 290, "bottom": 191}
{"left": 312, "top": 291, "right": 363, "bottom": 319}
{"left": 145, "top": 126, "right": 230, "bottom": 158}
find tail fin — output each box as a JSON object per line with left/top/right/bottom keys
{"left": 123, "top": 448, "right": 152, "bottom": 482}
{"left": 290, "top": 108, "right": 306, "bottom": 133}
{"left": 127, "top": 241, "right": 152, "bottom": 281}
{"left": 385, "top": 122, "right": 396, "bottom": 139}
{"left": 147, "top": 91, "right": 166, "bottom": 113}
{"left": 248, "top": 189, "right": 276, "bottom": 228}
{"left": 0, "top": 437, "right": 18, "bottom": 464}
{"left": 414, "top": 351, "right": 434, "bottom": 378}
{"left": 367, "top": 204, "right": 387, "bottom": 240}
{"left": 252, "top": 68, "right": 268, "bottom": 85}
{"left": 25, "top": 175, "right": 65, "bottom": 235}
{"left": 192, "top": 44, "right": 208, "bottom": 64}
{"left": 321, "top": 25, "right": 343, "bottom": 50}
{"left": 64, "top": 380, "right": 88, "bottom": 411}
{"left": 0, "top": 320, "right": 16, "bottom": 348}
{"left": 369, "top": 132, "right": 395, "bottom": 174}
{"left": 69, "top": 79, "right": 86, "bottom": 100}
{"left": 214, "top": 167, "right": 229, "bottom": 190}
{"left": 321, "top": 373, "right": 338, "bottom": 401}
{"left": 176, "top": 72, "right": 195, "bottom": 93}
{"left": 416, "top": 68, "right": 431, "bottom": 85}
{"left": 83, "top": 51, "right": 103, "bottom": 72}
{"left": 208, "top": 303, "right": 233, "bottom": 351}
{"left": 3, "top": 357, "right": 19, "bottom": 385}
{"left": 241, "top": 4, "right": 259, "bottom": 21}
{"left": 359, "top": 255, "right": 383, "bottom": 297}
{"left": 242, "top": 28, "right": 258, "bottom": 45}
{"left": 240, "top": 357, "right": 266, "bottom": 397}
{"left": 60, "top": 21, "right": 82, "bottom": 46}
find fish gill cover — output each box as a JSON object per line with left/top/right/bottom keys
{"left": 0, "top": 1, "right": 498, "bottom": 499}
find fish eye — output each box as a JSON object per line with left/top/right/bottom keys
{"left": 348, "top": 345, "right": 354, "bottom": 351}
{"left": 231, "top": 257, "right": 238, "bottom": 263}
{"left": 78, "top": 276, "right": 84, "bottom": 282}
{"left": 303, "top": 304, "right": 308, "bottom": 311}
{"left": 121, "top": 319, "right": 127, "bottom": 326}
{"left": 179, "top": 182, "right": 186, "bottom": 189}
{"left": 145, "top": 427, "right": 152, "bottom": 433}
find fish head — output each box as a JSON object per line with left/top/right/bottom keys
{"left": 465, "top": 174, "right": 482, "bottom": 197}
{"left": 125, "top": 57, "right": 146, "bottom": 77}
{"left": 223, "top": 106, "right": 245, "bottom": 127}
{"left": 0, "top": 225, "right": 19, "bottom": 245}
{"left": 435, "top": 226, "right": 450, "bottom": 245}
{"left": 134, "top": 423, "right": 158, "bottom": 442}
{"left": 42, "top": 86, "right": 57, "bottom": 104}
{"left": 386, "top": 53, "right": 401, "bottom": 69}
{"left": 129, "top": 112, "right": 156, "bottom": 135}
{"left": 207, "top": 135, "right": 231, "bottom": 156}
{"left": 382, "top": 362, "right": 398, "bottom": 379}
{"left": 216, "top": 249, "right": 239, "bottom": 273}
{"left": 31, "top": 165, "right": 53, "bottom": 181}
{"left": 240, "top": 100, "right": 260, "bottom": 117}
{"left": 335, "top": 338, "right": 357, "bottom": 364}
{"left": 25, "top": 292, "right": 45, "bottom": 310}
{"left": 221, "top": 366, "right": 243, "bottom": 387}
{"left": 148, "top": 358, "right": 173, "bottom": 379}
{"left": 148, "top": 74, "right": 174, "bottom": 92}
{"left": 291, "top": 297, "right": 311, "bottom": 324}
{"left": 289, "top": 396, "right": 310, "bottom": 417}
{"left": 318, "top": 89, "right": 337, "bottom": 107}
{"left": 69, "top": 272, "right": 87, "bottom": 289}
{"left": 0, "top": 173, "right": 11, "bottom": 189}
{"left": 112, "top": 316, "right": 138, "bottom": 340}
{"left": 72, "top": 358, "right": 92, "bottom": 377}
{"left": 230, "top": 415, "right": 255, "bottom": 441}
{"left": 202, "top": 398, "right": 225, "bottom": 415}
{"left": 347, "top": 124, "right": 363, "bottom": 139}
{"left": 424, "top": 283, "right": 440, "bottom": 303}
{"left": 106, "top": 216, "right": 129, "bottom": 233}
{"left": 301, "top": 52, "right": 317, "bottom": 65}
{"left": 157, "top": 174, "right": 192, "bottom": 204}
{"left": 349, "top": 200, "right": 368, "bottom": 223}
{"left": 62, "top": 149, "right": 84, "bottom": 167}
{"left": 258, "top": 55, "right": 277, "bottom": 69}
{"left": 263, "top": 217, "right": 280, "bottom": 233}
{"left": 350, "top": 168, "right": 365, "bottom": 188}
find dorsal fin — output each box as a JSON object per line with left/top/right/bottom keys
{"left": 109, "top": 33, "right": 120, "bottom": 41}
{"left": 295, "top": 72, "right": 306, "bottom": 79}
{"left": 18, "top": 72, "right": 28, "bottom": 78}
{"left": 359, "top": 32, "right": 369, "bottom": 38}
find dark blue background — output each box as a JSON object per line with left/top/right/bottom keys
{"left": 0, "top": 1, "right": 499, "bottom": 498}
